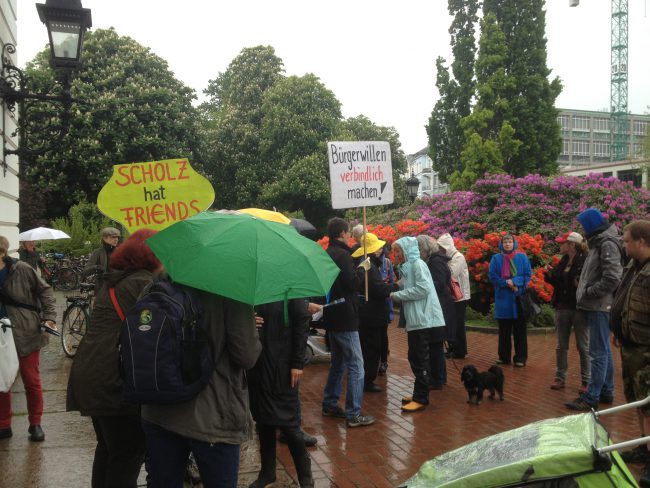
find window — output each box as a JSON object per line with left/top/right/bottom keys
{"left": 633, "top": 120, "right": 649, "bottom": 136}
{"left": 593, "top": 142, "right": 610, "bottom": 157}
{"left": 562, "top": 140, "right": 570, "bottom": 155}
{"left": 557, "top": 115, "right": 570, "bottom": 130}
{"left": 617, "top": 169, "right": 642, "bottom": 188}
{"left": 572, "top": 141, "right": 590, "bottom": 156}
{"left": 593, "top": 118, "right": 609, "bottom": 132}
{"left": 572, "top": 116, "right": 589, "bottom": 131}
{"left": 602, "top": 172, "right": 613, "bottom": 178}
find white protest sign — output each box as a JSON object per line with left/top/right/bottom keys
{"left": 327, "top": 141, "right": 393, "bottom": 209}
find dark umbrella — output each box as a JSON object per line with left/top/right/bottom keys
{"left": 290, "top": 218, "right": 317, "bottom": 238}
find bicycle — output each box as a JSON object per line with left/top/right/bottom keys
{"left": 60, "top": 282, "right": 94, "bottom": 358}
{"left": 42, "top": 253, "right": 80, "bottom": 291}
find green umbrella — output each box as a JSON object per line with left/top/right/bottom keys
{"left": 146, "top": 211, "right": 339, "bottom": 306}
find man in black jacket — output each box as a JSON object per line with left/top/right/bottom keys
{"left": 321, "top": 218, "right": 375, "bottom": 428}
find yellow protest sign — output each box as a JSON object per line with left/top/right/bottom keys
{"left": 97, "top": 158, "right": 215, "bottom": 233}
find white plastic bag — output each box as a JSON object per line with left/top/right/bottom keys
{"left": 0, "top": 325, "right": 19, "bottom": 393}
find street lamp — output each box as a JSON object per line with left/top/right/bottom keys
{"left": 1, "top": 0, "right": 92, "bottom": 166}
{"left": 405, "top": 169, "right": 420, "bottom": 202}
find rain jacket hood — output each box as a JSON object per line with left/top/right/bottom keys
{"left": 437, "top": 233, "right": 471, "bottom": 301}
{"left": 392, "top": 237, "right": 445, "bottom": 330}
{"left": 498, "top": 235, "right": 518, "bottom": 253}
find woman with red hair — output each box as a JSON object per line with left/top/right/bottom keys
{"left": 67, "top": 229, "right": 161, "bottom": 488}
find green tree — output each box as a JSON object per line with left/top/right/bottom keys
{"left": 21, "top": 29, "right": 203, "bottom": 219}
{"left": 450, "top": 13, "right": 521, "bottom": 190}
{"left": 427, "top": 0, "right": 479, "bottom": 183}
{"left": 200, "top": 46, "right": 285, "bottom": 208}
{"left": 483, "top": 0, "right": 562, "bottom": 176}
{"left": 258, "top": 74, "right": 342, "bottom": 225}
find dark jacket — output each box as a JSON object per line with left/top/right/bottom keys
{"left": 66, "top": 269, "right": 153, "bottom": 416}
{"left": 576, "top": 224, "right": 623, "bottom": 312}
{"left": 611, "top": 258, "right": 650, "bottom": 346}
{"left": 426, "top": 253, "right": 456, "bottom": 341}
{"left": 545, "top": 252, "right": 586, "bottom": 309}
{"left": 0, "top": 258, "right": 56, "bottom": 357}
{"left": 18, "top": 249, "right": 43, "bottom": 272}
{"left": 248, "top": 299, "right": 311, "bottom": 426}
{"left": 359, "top": 254, "right": 396, "bottom": 328}
{"left": 322, "top": 239, "right": 361, "bottom": 332}
{"left": 141, "top": 291, "right": 261, "bottom": 444}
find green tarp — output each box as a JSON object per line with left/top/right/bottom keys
{"left": 403, "top": 413, "right": 638, "bottom": 487}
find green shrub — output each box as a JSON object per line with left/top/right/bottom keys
{"left": 41, "top": 201, "right": 112, "bottom": 256}
{"left": 531, "top": 303, "right": 555, "bottom": 328}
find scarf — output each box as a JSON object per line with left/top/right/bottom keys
{"left": 501, "top": 251, "right": 517, "bottom": 279}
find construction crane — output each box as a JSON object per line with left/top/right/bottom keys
{"left": 571, "top": 0, "right": 629, "bottom": 161}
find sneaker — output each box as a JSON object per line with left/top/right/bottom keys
{"left": 346, "top": 414, "right": 375, "bottom": 428}
{"left": 620, "top": 445, "right": 649, "bottom": 464}
{"left": 322, "top": 406, "right": 346, "bottom": 418}
{"left": 599, "top": 393, "right": 614, "bottom": 404}
{"left": 565, "top": 397, "right": 596, "bottom": 411}
{"left": 401, "top": 401, "right": 426, "bottom": 412}
{"left": 514, "top": 362, "right": 526, "bottom": 368}
{"left": 0, "top": 428, "right": 12, "bottom": 440}
{"left": 550, "top": 378, "right": 565, "bottom": 390}
{"left": 28, "top": 425, "right": 44, "bottom": 442}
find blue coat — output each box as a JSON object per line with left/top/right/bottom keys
{"left": 488, "top": 239, "right": 532, "bottom": 320}
{"left": 391, "top": 237, "right": 445, "bottom": 331}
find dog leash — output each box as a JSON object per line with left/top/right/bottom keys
{"left": 444, "top": 340, "right": 462, "bottom": 375}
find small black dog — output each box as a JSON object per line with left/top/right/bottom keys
{"left": 461, "top": 364, "right": 505, "bottom": 405}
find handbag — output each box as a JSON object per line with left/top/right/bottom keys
{"left": 449, "top": 276, "right": 463, "bottom": 301}
{"left": 516, "top": 288, "right": 541, "bottom": 323}
{"left": 0, "top": 321, "right": 19, "bottom": 393}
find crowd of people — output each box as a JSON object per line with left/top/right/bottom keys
{"left": 1, "top": 208, "right": 650, "bottom": 487}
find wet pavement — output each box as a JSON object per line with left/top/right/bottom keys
{"left": 0, "top": 292, "right": 644, "bottom": 487}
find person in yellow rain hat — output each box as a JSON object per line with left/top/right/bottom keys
{"left": 352, "top": 233, "right": 399, "bottom": 393}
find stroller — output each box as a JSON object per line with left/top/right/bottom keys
{"left": 401, "top": 396, "right": 650, "bottom": 487}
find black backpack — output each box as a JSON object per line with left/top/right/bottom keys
{"left": 112, "top": 279, "right": 213, "bottom": 404}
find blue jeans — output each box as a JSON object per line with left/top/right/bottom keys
{"left": 322, "top": 330, "right": 365, "bottom": 419}
{"left": 142, "top": 421, "right": 240, "bottom": 488}
{"left": 581, "top": 311, "right": 614, "bottom": 405}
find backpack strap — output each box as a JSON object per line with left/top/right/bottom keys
{"left": 108, "top": 287, "right": 126, "bottom": 321}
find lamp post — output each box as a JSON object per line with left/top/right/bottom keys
{"left": 405, "top": 169, "right": 420, "bottom": 202}
{"left": 1, "top": 0, "right": 91, "bottom": 166}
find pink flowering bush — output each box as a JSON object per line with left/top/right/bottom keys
{"left": 418, "top": 173, "right": 650, "bottom": 240}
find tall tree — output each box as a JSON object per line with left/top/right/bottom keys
{"left": 427, "top": 0, "right": 479, "bottom": 183}
{"left": 450, "top": 13, "right": 521, "bottom": 190}
{"left": 200, "top": 46, "right": 284, "bottom": 208}
{"left": 257, "top": 74, "right": 342, "bottom": 225}
{"left": 483, "top": 0, "right": 562, "bottom": 176}
{"left": 21, "top": 29, "right": 203, "bottom": 219}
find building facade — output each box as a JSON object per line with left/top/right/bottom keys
{"left": 406, "top": 147, "right": 449, "bottom": 198}
{"left": 557, "top": 108, "right": 650, "bottom": 167}
{"left": 0, "top": 1, "right": 19, "bottom": 252}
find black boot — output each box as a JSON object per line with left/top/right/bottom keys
{"left": 251, "top": 425, "right": 276, "bottom": 488}
{"left": 284, "top": 427, "right": 313, "bottom": 488}
{"left": 640, "top": 458, "right": 650, "bottom": 488}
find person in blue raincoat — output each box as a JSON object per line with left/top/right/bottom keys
{"left": 390, "top": 237, "right": 445, "bottom": 412}
{"left": 488, "top": 234, "right": 532, "bottom": 367}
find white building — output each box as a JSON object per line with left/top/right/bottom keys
{"left": 0, "top": 1, "right": 19, "bottom": 252}
{"left": 406, "top": 147, "right": 449, "bottom": 198}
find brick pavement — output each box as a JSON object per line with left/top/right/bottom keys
{"left": 277, "top": 319, "right": 642, "bottom": 488}
{"left": 0, "top": 293, "right": 643, "bottom": 487}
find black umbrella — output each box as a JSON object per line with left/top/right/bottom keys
{"left": 290, "top": 218, "right": 317, "bottom": 238}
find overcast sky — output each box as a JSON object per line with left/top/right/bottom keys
{"left": 17, "top": 1, "right": 650, "bottom": 155}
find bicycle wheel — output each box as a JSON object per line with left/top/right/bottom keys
{"left": 61, "top": 304, "right": 89, "bottom": 358}
{"left": 54, "top": 267, "right": 79, "bottom": 291}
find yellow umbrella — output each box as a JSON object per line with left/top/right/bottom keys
{"left": 238, "top": 208, "right": 291, "bottom": 225}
